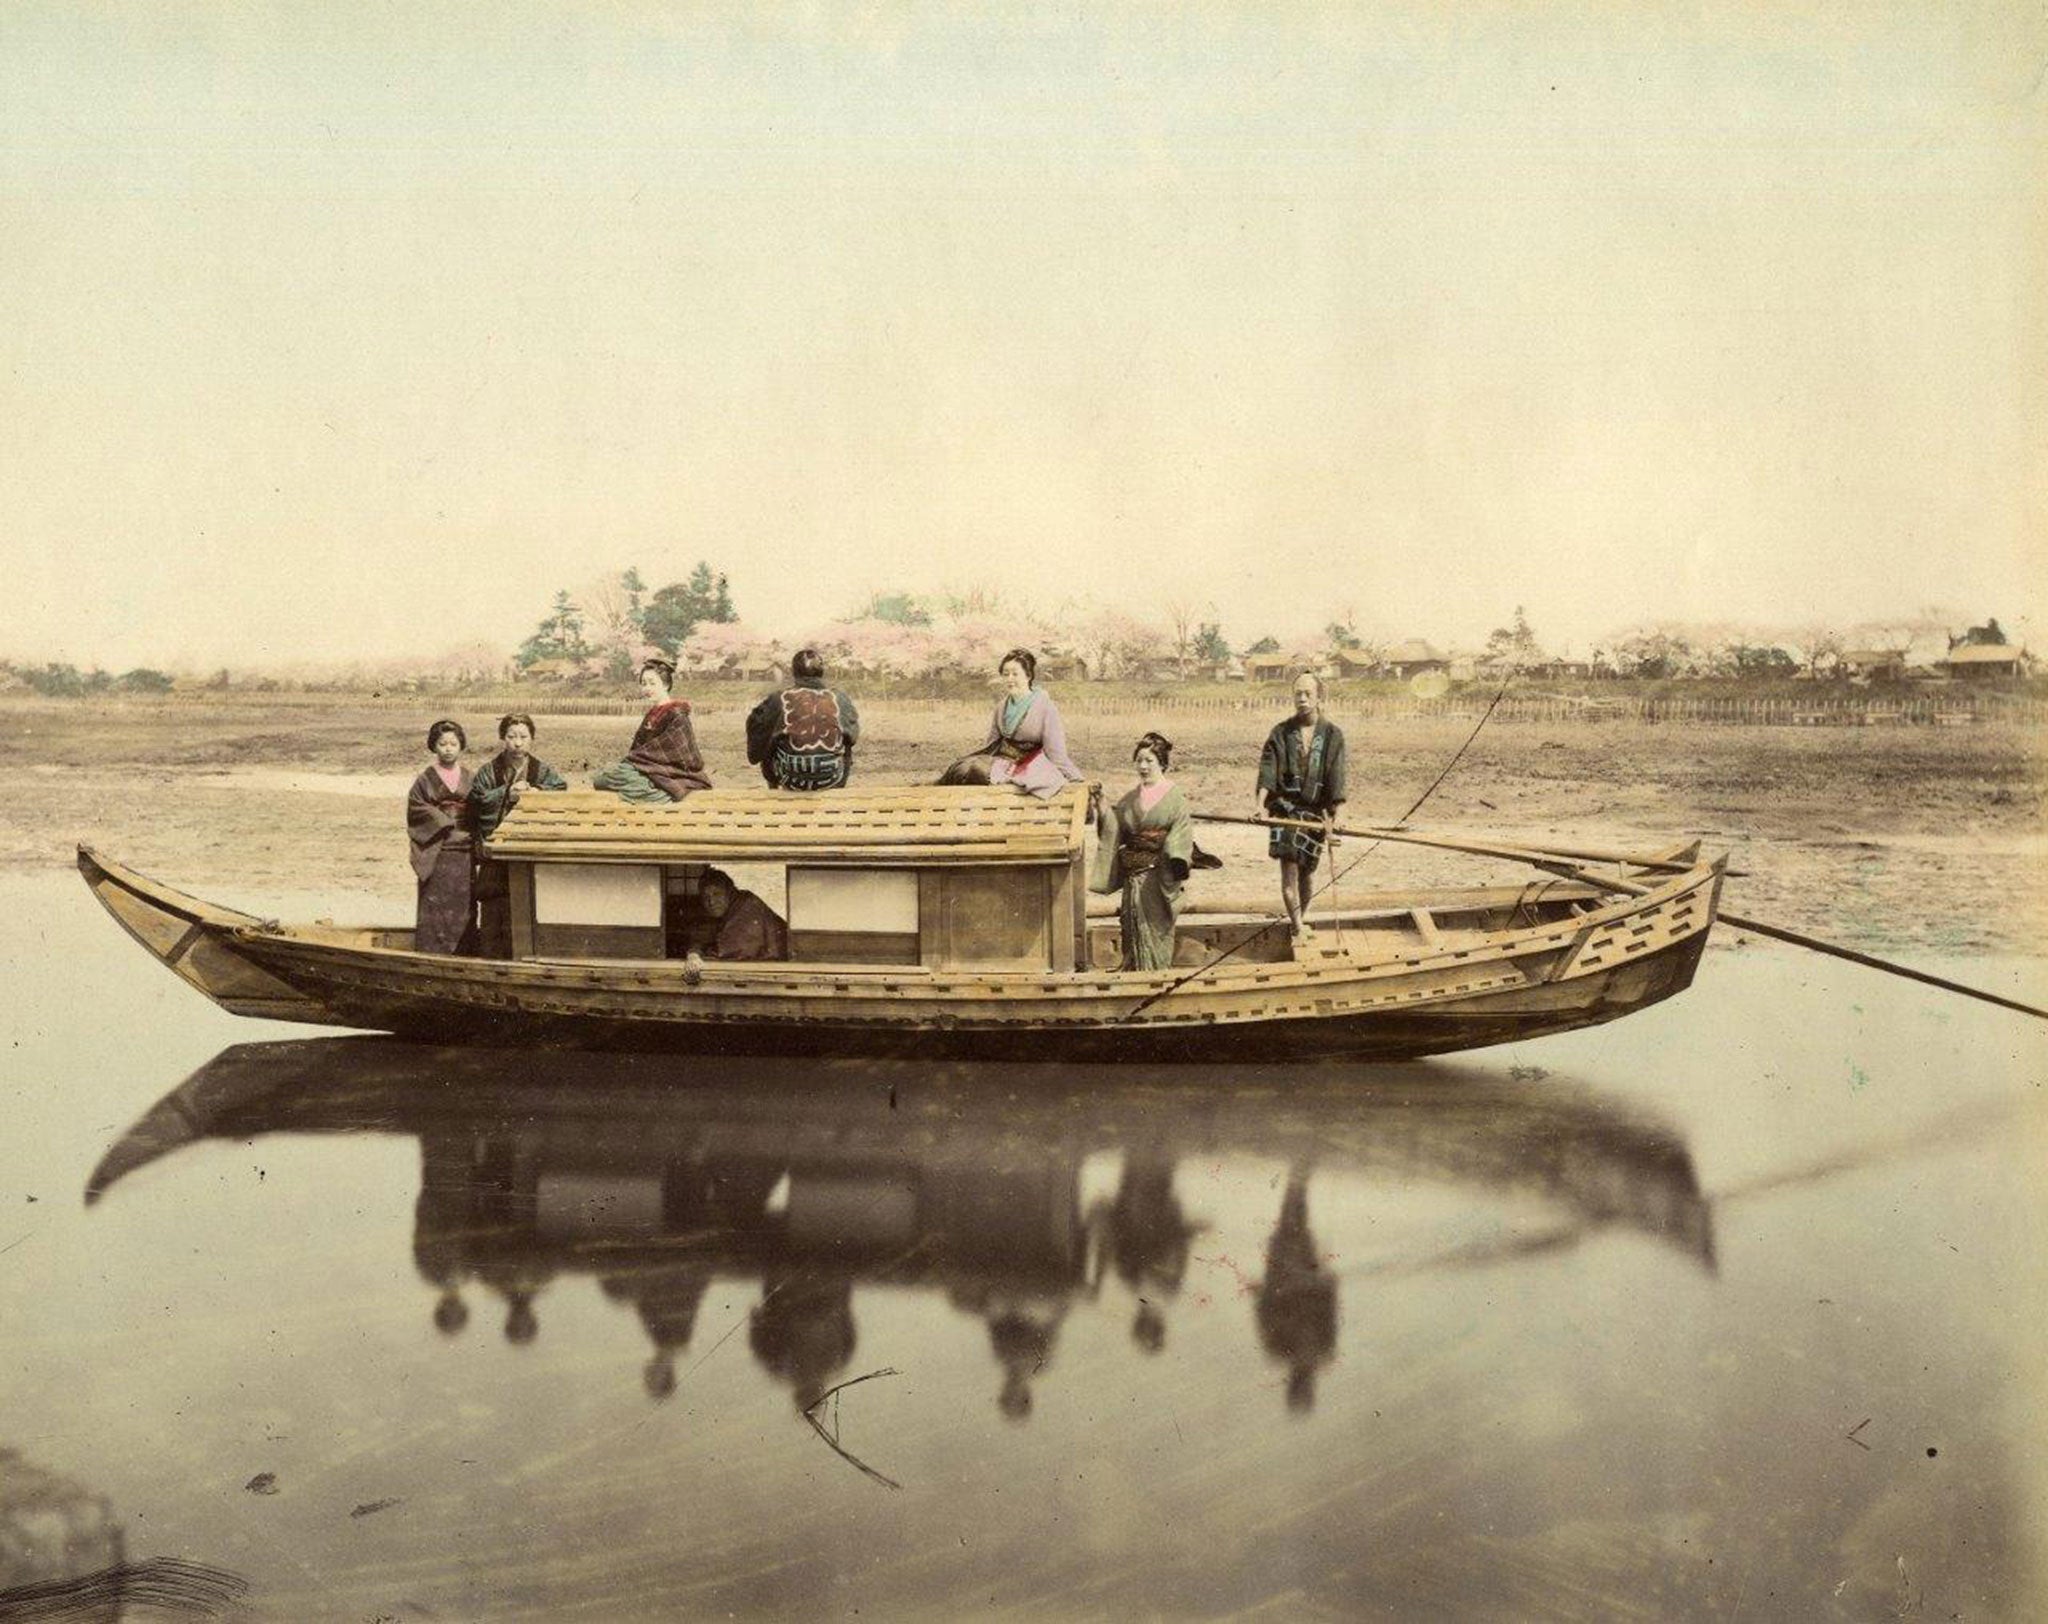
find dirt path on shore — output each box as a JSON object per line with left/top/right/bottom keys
{"left": 5, "top": 697, "right": 2043, "bottom": 953}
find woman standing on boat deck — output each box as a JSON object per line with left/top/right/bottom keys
{"left": 469, "top": 713, "right": 569, "bottom": 840}
{"left": 593, "top": 658, "right": 713, "bottom": 802}
{"left": 1256, "top": 672, "right": 1347, "bottom": 941}
{"left": 1091, "top": 732, "right": 1195, "bottom": 971}
{"left": 940, "top": 648, "right": 1085, "bottom": 798}
{"left": 407, "top": 719, "right": 478, "bottom": 955}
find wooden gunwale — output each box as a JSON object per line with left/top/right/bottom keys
{"left": 221, "top": 862, "right": 1719, "bottom": 1028}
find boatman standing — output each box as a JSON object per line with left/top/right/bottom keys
{"left": 746, "top": 648, "right": 860, "bottom": 790}
{"left": 1255, "top": 671, "right": 1347, "bottom": 941}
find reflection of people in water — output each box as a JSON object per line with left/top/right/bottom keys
{"left": 948, "top": 1284, "right": 1070, "bottom": 1421}
{"left": 750, "top": 1272, "right": 856, "bottom": 1411}
{"left": 414, "top": 1135, "right": 479, "bottom": 1336}
{"left": 1255, "top": 1172, "right": 1338, "bottom": 1413}
{"left": 602, "top": 1263, "right": 713, "bottom": 1401}
{"left": 460, "top": 1138, "right": 556, "bottom": 1347}
{"left": 1099, "top": 1156, "right": 1200, "bottom": 1353}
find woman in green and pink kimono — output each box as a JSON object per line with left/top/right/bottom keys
{"left": 1091, "top": 732, "right": 1195, "bottom": 972}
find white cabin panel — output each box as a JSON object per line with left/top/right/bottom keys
{"left": 533, "top": 863, "right": 663, "bottom": 927}
{"left": 787, "top": 868, "right": 919, "bottom": 934}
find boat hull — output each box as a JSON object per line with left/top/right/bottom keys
{"left": 79, "top": 845, "right": 1721, "bottom": 1063}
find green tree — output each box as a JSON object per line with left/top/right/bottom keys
{"left": 1732, "top": 645, "right": 1797, "bottom": 678}
{"left": 1194, "top": 623, "right": 1231, "bottom": 663}
{"left": 641, "top": 561, "right": 740, "bottom": 652}
{"left": 1485, "top": 606, "right": 1542, "bottom": 666}
{"left": 26, "top": 662, "right": 86, "bottom": 697}
{"left": 517, "top": 589, "right": 590, "bottom": 669}
{"left": 117, "top": 668, "right": 175, "bottom": 693}
{"left": 860, "top": 591, "right": 931, "bottom": 627}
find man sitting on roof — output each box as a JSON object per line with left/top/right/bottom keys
{"left": 745, "top": 648, "right": 859, "bottom": 791}
{"left": 697, "top": 869, "right": 788, "bottom": 962}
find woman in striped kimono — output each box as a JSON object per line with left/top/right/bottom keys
{"left": 407, "top": 719, "right": 477, "bottom": 955}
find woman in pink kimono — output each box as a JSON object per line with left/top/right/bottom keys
{"left": 941, "top": 648, "right": 1085, "bottom": 799}
{"left": 407, "top": 719, "right": 477, "bottom": 955}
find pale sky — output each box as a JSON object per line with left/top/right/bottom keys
{"left": 3, "top": 3, "right": 2043, "bottom": 667}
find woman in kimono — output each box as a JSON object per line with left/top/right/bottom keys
{"left": 1255, "top": 672, "right": 1347, "bottom": 941}
{"left": 940, "top": 648, "right": 1084, "bottom": 798}
{"left": 593, "top": 659, "right": 713, "bottom": 802}
{"left": 1091, "top": 732, "right": 1195, "bottom": 972}
{"left": 407, "top": 719, "right": 478, "bottom": 955}
{"left": 468, "top": 712, "right": 570, "bottom": 840}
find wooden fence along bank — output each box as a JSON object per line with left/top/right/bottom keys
{"left": 112, "top": 689, "right": 2048, "bottom": 727}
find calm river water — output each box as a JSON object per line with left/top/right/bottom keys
{"left": 2, "top": 871, "right": 2044, "bottom": 1620}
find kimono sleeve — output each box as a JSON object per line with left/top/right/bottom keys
{"left": 466, "top": 764, "right": 511, "bottom": 841}
{"left": 1161, "top": 790, "right": 1195, "bottom": 885}
{"left": 1321, "top": 725, "right": 1347, "bottom": 809}
{"left": 407, "top": 771, "right": 456, "bottom": 881}
{"left": 837, "top": 691, "right": 861, "bottom": 749}
{"left": 1038, "top": 695, "right": 1083, "bottom": 781}
{"left": 1256, "top": 727, "right": 1282, "bottom": 801}
{"left": 744, "top": 692, "right": 780, "bottom": 766}
{"left": 1088, "top": 802, "right": 1124, "bottom": 894}
{"left": 535, "top": 759, "right": 569, "bottom": 791}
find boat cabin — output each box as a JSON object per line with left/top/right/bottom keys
{"left": 482, "top": 786, "right": 1093, "bottom": 972}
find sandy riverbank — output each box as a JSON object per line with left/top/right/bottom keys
{"left": 4, "top": 696, "right": 2043, "bottom": 952}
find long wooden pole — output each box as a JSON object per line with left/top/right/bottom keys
{"left": 1194, "top": 812, "right": 2048, "bottom": 1023}
{"left": 1194, "top": 812, "right": 1670, "bottom": 877}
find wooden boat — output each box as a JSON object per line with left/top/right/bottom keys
{"left": 77, "top": 784, "right": 1724, "bottom": 1062}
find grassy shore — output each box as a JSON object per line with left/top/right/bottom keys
{"left": 5, "top": 695, "right": 2043, "bottom": 953}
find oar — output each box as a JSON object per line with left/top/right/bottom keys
{"left": 1195, "top": 813, "right": 1686, "bottom": 878}
{"left": 1195, "top": 813, "right": 2048, "bottom": 1024}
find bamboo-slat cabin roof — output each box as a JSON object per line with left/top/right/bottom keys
{"left": 485, "top": 786, "right": 1090, "bottom": 865}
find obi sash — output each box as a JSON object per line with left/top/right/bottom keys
{"left": 1120, "top": 825, "right": 1169, "bottom": 873}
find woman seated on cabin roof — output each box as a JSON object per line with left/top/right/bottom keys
{"left": 1090, "top": 732, "right": 1196, "bottom": 971}
{"left": 939, "top": 647, "right": 1084, "bottom": 798}
{"left": 469, "top": 712, "right": 568, "bottom": 840}
{"left": 593, "top": 657, "right": 713, "bottom": 803}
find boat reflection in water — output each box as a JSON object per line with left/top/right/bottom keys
{"left": 88, "top": 1041, "right": 1715, "bottom": 1421}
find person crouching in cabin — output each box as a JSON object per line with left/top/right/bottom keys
{"left": 1090, "top": 732, "right": 1195, "bottom": 971}
{"left": 745, "top": 648, "right": 859, "bottom": 790}
{"left": 593, "top": 658, "right": 712, "bottom": 802}
{"left": 697, "top": 868, "right": 788, "bottom": 962}
{"left": 408, "top": 719, "right": 478, "bottom": 955}
{"left": 1256, "top": 672, "right": 1347, "bottom": 942}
